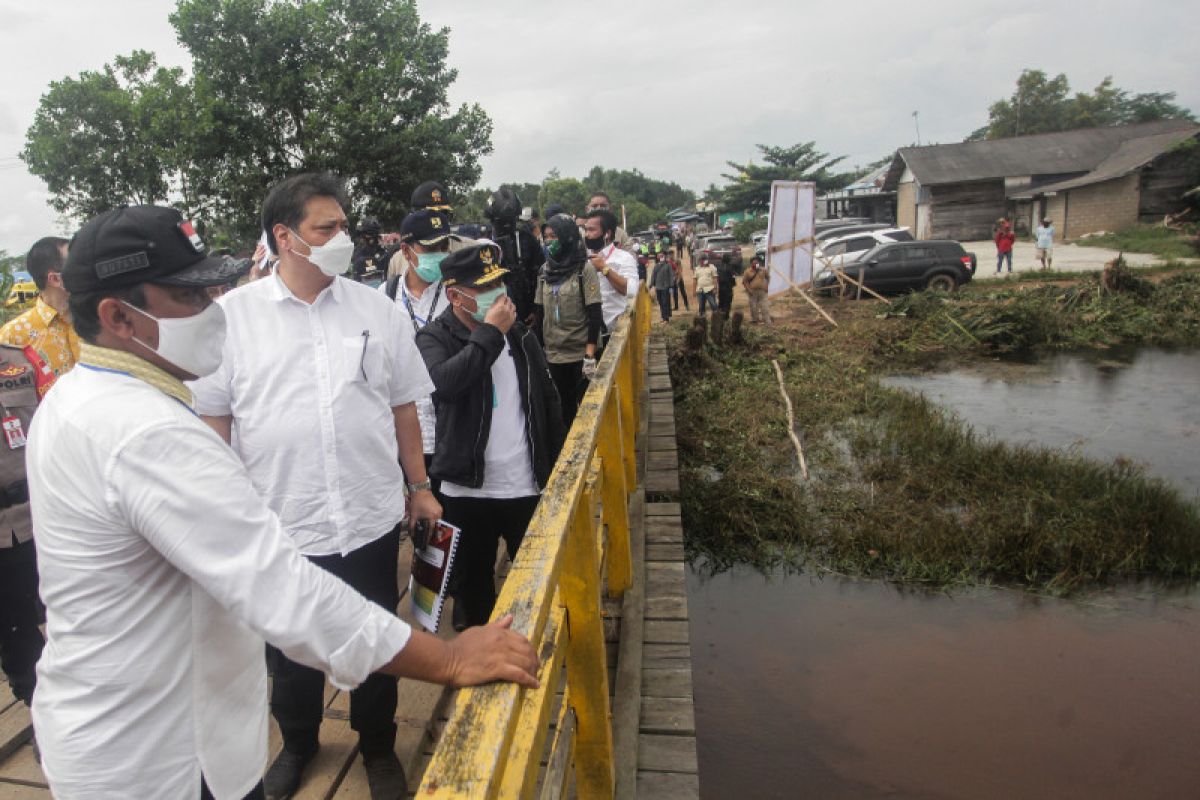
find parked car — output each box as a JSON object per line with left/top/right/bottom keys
{"left": 813, "top": 240, "right": 976, "bottom": 295}
{"left": 817, "top": 228, "right": 914, "bottom": 269}
{"left": 814, "top": 222, "right": 894, "bottom": 244}
{"left": 699, "top": 235, "right": 743, "bottom": 271}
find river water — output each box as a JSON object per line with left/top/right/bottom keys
{"left": 689, "top": 348, "right": 1200, "bottom": 798}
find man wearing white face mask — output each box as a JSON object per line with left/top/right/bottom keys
{"left": 380, "top": 209, "right": 450, "bottom": 478}
{"left": 24, "top": 205, "right": 539, "bottom": 800}
{"left": 191, "top": 174, "right": 441, "bottom": 800}
{"left": 415, "top": 244, "right": 565, "bottom": 629}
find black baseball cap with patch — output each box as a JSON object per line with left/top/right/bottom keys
{"left": 400, "top": 210, "right": 452, "bottom": 246}
{"left": 64, "top": 205, "right": 245, "bottom": 293}
{"left": 411, "top": 181, "right": 452, "bottom": 211}
{"left": 439, "top": 242, "right": 507, "bottom": 288}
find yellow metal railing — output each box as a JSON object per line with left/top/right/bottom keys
{"left": 419, "top": 287, "right": 653, "bottom": 799}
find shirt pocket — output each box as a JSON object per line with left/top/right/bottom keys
{"left": 342, "top": 334, "right": 386, "bottom": 390}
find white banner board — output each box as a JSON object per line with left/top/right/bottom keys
{"left": 765, "top": 181, "right": 816, "bottom": 296}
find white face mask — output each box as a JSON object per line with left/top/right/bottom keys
{"left": 290, "top": 229, "right": 354, "bottom": 277}
{"left": 124, "top": 301, "right": 227, "bottom": 378}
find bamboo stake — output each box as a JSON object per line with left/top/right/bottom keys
{"left": 835, "top": 268, "right": 889, "bottom": 303}
{"left": 771, "top": 359, "right": 809, "bottom": 480}
{"left": 767, "top": 265, "right": 839, "bottom": 327}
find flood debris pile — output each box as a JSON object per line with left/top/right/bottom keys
{"left": 668, "top": 270, "right": 1200, "bottom": 592}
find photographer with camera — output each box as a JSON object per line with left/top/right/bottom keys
{"left": 484, "top": 188, "right": 544, "bottom": 326}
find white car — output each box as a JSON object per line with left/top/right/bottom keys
{"left": 816, "top": 227, "right": 914, "bottom": 271}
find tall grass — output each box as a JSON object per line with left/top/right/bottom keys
{"left": 1073, "top": 223, "right": 1199, "bottom": 260}
{"left": 669, "top": 271, "right": 1200, "bottom": 592}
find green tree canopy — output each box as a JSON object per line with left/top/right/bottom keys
{"left": 22, "top": 0, "right": 492, "bottom": 244}
{"left": 719, "top": 142, "right": 849, "bottom": 212}
{"left": 969, "top": 70, "right": 1196, "bottom": 140}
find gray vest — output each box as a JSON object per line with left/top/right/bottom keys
{"left": 0, "top": 345, "right": 40, "bottom": 547}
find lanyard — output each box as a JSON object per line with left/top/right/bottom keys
{"left": 402, "top": 283, "right": 442, "bottom": 333}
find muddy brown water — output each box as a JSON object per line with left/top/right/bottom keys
{"left": 688, "top": 348, "right": 1200, "bottom": 798}
{"left": 688, "top": 567, "right": 1200, "bottom": 799}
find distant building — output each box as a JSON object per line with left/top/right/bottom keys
{"left": 818, "top": 164, "right": 896, "bottom": 223}
{"left": 882, "top": 120, "right": 1200, "bottom": 241}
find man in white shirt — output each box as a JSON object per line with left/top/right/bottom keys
{"left": 27, "top": 204, "right": 537, "bottom": 800}
{"left": 1035, "top": 217, "right": 1055, "bottom": 270}
{"left": 191, "top": 174, "right": 442, "bottom": 800}
{"left": 583, "top": 209, "right": 640, "bottom": 340}
{"left": 585, "top": 192, "right": 633, "bottom": 251}
{"left": 380, "top": 209, "right": 452, "bottom": 476}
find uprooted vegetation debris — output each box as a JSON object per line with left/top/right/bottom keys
{"left": 667, "top": 269, "right": 1200, "bottom": 593}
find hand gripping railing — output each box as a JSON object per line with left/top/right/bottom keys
{"left": 418, "top": 287, "right": 653, "bottom": 799}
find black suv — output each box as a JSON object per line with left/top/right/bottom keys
{"left": 814, "top": 240, "right": 976, "bottom": 294}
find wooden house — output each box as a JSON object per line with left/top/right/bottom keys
{"left": 882, "top": 120, "right": 1200, "bottom": 241}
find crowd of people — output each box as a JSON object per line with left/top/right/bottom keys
{"left": 0, "top": 172, "right": 773, "bottom": 799}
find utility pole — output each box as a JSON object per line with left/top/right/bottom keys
{"left": 912, "top": 110, "right": 921, "bottom": 146}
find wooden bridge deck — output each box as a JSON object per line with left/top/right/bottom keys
{"left": 0, "top": 330, "right": 698, "bottom": 799}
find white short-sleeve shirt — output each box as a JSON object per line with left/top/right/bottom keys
{"left": 192, "top": 273, "right": 434, "bottom": 556}
{"left": 27, "top": 363, "right": 410, "bottom": 800}
{"left": 379, "top": 270, "right": 444, "bottom": 454}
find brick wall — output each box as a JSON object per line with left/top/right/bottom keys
{"left": 1063, "top": 173, "right": 1140, "bottom": 240}
{"left": 1045, "top": 194, "right": 1067, "bottom": 235}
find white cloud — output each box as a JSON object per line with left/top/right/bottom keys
{"left": 0, "top": 0, "right": 1196, "bottom": 251}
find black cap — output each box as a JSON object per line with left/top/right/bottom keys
{"left": 411, "top": 181, "right": 451, "bottom": 211}
{"left": 439, "top": 242, "right": 506, "bottom": 288}
{"left": 544, "top": 203, "right": 568, "bottom": 219}
{"left": 400, "top": 210, "right": 452, "bottom": 246}
{"left": 64, "top": 205, "right": 245, "bottom": 293}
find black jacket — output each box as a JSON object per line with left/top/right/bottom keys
{"left": 415, "top": 308, "right": 566, "bottom": 490}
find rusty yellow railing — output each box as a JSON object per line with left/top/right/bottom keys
{"left": 418, "top": 287, "right": 653, "bottom": 798}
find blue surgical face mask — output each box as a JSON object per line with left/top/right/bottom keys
{"left": 470, "top": 285, "right": 507, "bottom": 322}
{"left": 414, "top": 251, "right": 446, "bottom": 283}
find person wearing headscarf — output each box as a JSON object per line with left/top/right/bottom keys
{"left": 534, "top": 215, "right": 602, "bottom": 429}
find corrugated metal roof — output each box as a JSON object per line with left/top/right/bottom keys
{"left": 884, "top": 119, "right": 1199, "bottom": 189}
{"left": 1010, "top": 128, "right": 1200, "bottom": 197}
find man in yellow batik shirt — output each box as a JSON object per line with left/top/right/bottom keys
{"left": 0, "top": 237, "right": 80, "bottom": 387}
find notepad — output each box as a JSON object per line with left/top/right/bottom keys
{"left": 409, "top": 519, "right": 461, "bottom": 633}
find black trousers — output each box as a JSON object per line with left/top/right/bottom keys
{"left": 718, "top": 283, "right": 734, "bottom": 314}
{"left": 548, "top": 360, "right": 585, "bottom": 430}
{"left": 442, "top": 495, "right": 540, "bottom": 628}
{"left": 268, "top": 526, "right": 401, "bottom": 758}
{"left": 655, "top": 288, "right": 672, "bottom": 322}
{"left": 671, "top": 280, "right": 689, "bottom": 310}
{"left": 0, "top": 538, "right": 44, "bottom": 706}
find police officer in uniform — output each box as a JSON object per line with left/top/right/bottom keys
{"left": 351, "top": 217, "right": 389, "bottom": 282}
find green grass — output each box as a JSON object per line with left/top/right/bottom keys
{"left": 667, "top": 272, "right": 1200, "bottom": 592}
{"left": 1072, "top": 223, "right": 1199, "bottom": 260}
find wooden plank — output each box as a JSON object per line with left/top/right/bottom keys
{"left": 646, "top": 543, "right": 685, "bottom": 563}
{"left": 643, "top": 644, "right": 692, "bottom": 669}
{"left": 641, "top": 668, "right": 693, "bottom": 700}
{"left": 0, "top": 742, "right": 47, "bottom": 788}
{"left": 646, "top": 452, "right": 678, "bottom": 470}
{"left": 646, "top": 472, "right": 680, "bottom": 494}
{"left": 645, "top": 596, "right": 688, "bottom": 620}
{"left": 292, "top": 690, "right": 357, "bottom": 800}
{"left": 637, "top": 734, "right": 698, "bottom": 773}
{"left": 636, "top": 770, "right": 700, "bottom": 799}
{"left": 644, "top": 621, "right": 690, "bottom": 645}
{"left": 647, "top": 562, "right": 684, "bottom": 577}
{"left": 611, "top": 488, "right": 646, "bottom": 800}
{"left": 641, "top": 697, "right": 696, "bottom": 736}
{"left": 0, "top": 783, "right": 52, "bottom": 799}
{"left": 0, "top": 702, "right": 32, "bottom": 763}
{"left": 645, "top": 503, "right": 681, "bottom": 517}
{"left": 646, "top": 572, "right": 685, "bottom": 599}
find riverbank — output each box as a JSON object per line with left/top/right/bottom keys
{"left": 666, "top": 266, "right": 1200, "bottom": 592}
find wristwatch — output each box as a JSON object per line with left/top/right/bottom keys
{"left": 602, "top": 266, "right": 611, "bottom": 276}
{"left": 407, "top": 479, "right": 432, "bottom": 493}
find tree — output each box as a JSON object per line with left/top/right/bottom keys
{"left": 719, "top": 142, "right": 847, "bottom": 212}
{"left": 537, "top": 178, "right": 590, "bottom": 218}
{"left": 21, "top": 51, "right": 200, "bottom": 221}
{"left": 969, "top": 70, "right": 1196, "bottom": 141}
{"left": 23, "top": 0, "right": 492, "bottom": 243}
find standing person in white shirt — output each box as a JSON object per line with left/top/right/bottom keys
{"left": 583, "top": 209, "right": 640, "bottom": 343}
{"left": 1035, "top": 217, "right": 1055, "bottom": 270}
{"left": 381, "top": 209, "right": 452, "bottom": 482}
{"left": 27, "top": 205, "right": 537, "bottom": 800}
{"left": 585, "top": 192, "right": 634, "bottom": 251}
{"left": 191, "top": 173, "right": 441, "bottom": 800}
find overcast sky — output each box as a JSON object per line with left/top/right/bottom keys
{"left": 1, "top": 0, "right": 1196, "bottom": 255}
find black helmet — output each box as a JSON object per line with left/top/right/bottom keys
{"left": 359, "top": 217, "right": 381, "bottom": 235}
{"left": 485, "top": 188, "right": 522, "bottom": 222}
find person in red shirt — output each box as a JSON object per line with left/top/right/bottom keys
{"left": 995, "top": 218, "right": 1016, "bottom": 274}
